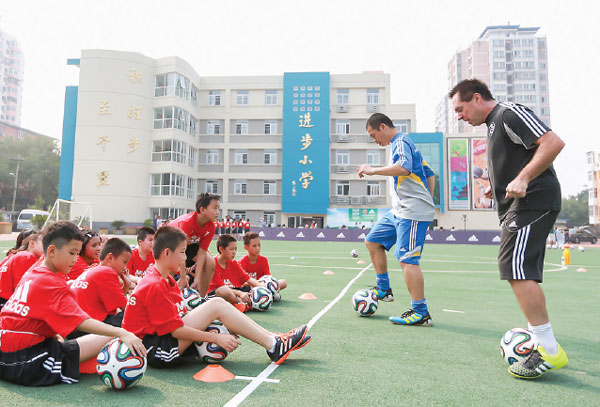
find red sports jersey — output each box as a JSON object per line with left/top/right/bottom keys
{"left": 126, "top": 248, "right": 155, "bottom": 278}
{"left": 238, "top": 254, "right": 271, "bottom": 280}
{"left": 168, "top": 211, "right": 215, "bottom": 251}
{"left": 209, "top": 257, "right": 251, "bottom": 291}
{"left": 232, "top": 221, "right": 238, "bottom": 229}
{"left": 67, "top": 256, "right": 99, "bottom": 281}
{"left": 71, "top": 265, "right": 127, "bottom": 321}
{"left": 225, "top": 221, "right": 231, "bottom": 229}
{"left": 0, "top": 251, "right": 39, "bottom": 300}
{"left": 0, "top": 266, "right": 90, "bottom": 352}
{"left": 219, "top": 221, "right": 225, "bottom": 228}
{"left": 244, "top": 222, "right": 251, "bottom": 230}
{"left": 122, "top": 266, "right": 184, "bottom": 338}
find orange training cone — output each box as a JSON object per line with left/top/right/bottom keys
{"left": 193, "top": 364, "right": 235, "bottom": 383}
{"left": 356, "top": 260, "right": 366, "bottom": 264}
{"left": 576, "top": 267, "right": 588, "bottom": 273}
{"left": 80, "top": 358, "right": 97, "bottom": 374}
{"left": 323, "top": 270, "right": 335, "bottom": 275}
{"left": 298, "top": 292, "right": 317, "bottom": 300}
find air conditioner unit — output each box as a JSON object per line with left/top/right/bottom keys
{"left": 367, "top": 196, "right": 378, "bottom": 203}
{"left": 336, "top": 196, "right": 349, "bottom": 204}
{"left": 337, "top": 166, "right": 349, "bottom": 174}
{"left": 367, "top": 104, "right": 379, "bottom": 113}
{"left": 337, "top": 134, "right": 349, "bottom": 142}
{"left": 336, "top": 105, "right": 349, "bottom": 113}
{"left": 350, "top": 196, "right": 363, "bottom": 205}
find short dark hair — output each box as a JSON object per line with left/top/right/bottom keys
{"left": 153, "top": 226, "right": 187, "bottom": 259}
{"left": 217, "top": 234, "right": 237, "bottom": 254}
{"left": 366, "top": 113, "right": 395, "bottom": 130}
{"left": 42, "top": 221, "right": 84, "bottom": 254}
{"left": 448, "top": 79, "right": 494, "bottom": 102}
{"left": 243, "top": 232, "right": 260, "bottom": 246}
{"left": 100, "top": 238, "right": 131, "bottom": 261}
{"left": 137, "top": 226, "right": 155, "bottom": 243}
{"left": 195, "top": 192, "right": 221, "bottom": 212}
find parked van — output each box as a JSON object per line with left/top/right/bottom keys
{"left": 17, "top": 209, "right": 50, "bottom": 230}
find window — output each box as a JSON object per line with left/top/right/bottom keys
{"left": 236, "top": 90, "right": 249, "bottom": 105}
{"left": 336, "top": 121, "right": 350, "bottom": 134}
{"left": 234, "top": 180, "right": 247, "bottom": 195}
{"left": 188, "top": 147, "right": 196, "bottom": 168}
{"left": 337, "top": 89, "right": 349, "bottom": 105}
{"left": 540, "top": 63, "right": 546, "bottom": 69}
{"left": 494, "top": 84, "right": 507, "bottom": 92}
{"left": 513, "top": 39, "right": 521, "bottom": 46}
{"left": 234, "top": 150, "right": 248, "bottom": 164}
{"left": 235, "top": 121, "right": 248, "bottom": 135}
{"left": 367, "top": 150, "right": 380, "bottom": 165}
{"left": 264, "top": 181, "right": 277, "bottom": 195}
{"left": 150, "top": 207, "right": 188, "bottom": 220}
{"left": 209, "top": 90, "right": 221, "bottom": 106}
{"left": 190, "top": 85, "right": 198, "bottom": 107}
{"left": 233, "top": 211, "right": 246, "bottom": 220}
{"left": 175, "top": 75, "right": 189, "bottom": 99}
{"left": 150, "top": 173, "right": 185, "bottom": 196}
{"left": 265, "top": 90, "right": 278, "bottom": 105}
{"left": 540, "top": 74, "right": 547, "bottom": 81}
{"left": 187, "top": 178, "right": 196, "bottom": 199}
{"left": 207, "top": 120, "right": 221, "bottom": 135}
{"left": 152, "top": 140, "right": 187, "bottom": 164}
{"left": 154, "top": 73, "right": 189, "bottom": 99}
{"left": 189, "top": 116, "right": 198, "bottom": 137}
{"left": 153, "top": 106, "right": 188, "bottom": 132}
{"left": 336, "top": 181, "right": 349, "bottom": 196}
{"left": 493, "top": 39, "right": 504, "bottom": 47}
{"left": 493, "top": 62, "right": 506, "bottom": 69}
{"left": 336, "top": 151, "right": 349, "bottom": 165}
{"left": 264, "top": 121, "right": 278, "bottom": 134}
{"left": 493, "top": 72, "right": 507, "bottom": 80}
{"left": 367, "top": 88, "right": 379, "bottom": 105}
{"left": 393, "top": 120, "right": 410, "bottom": 134}
{"left": 264, "top": 150, "right": 277, "bottom": 164}
{"left": 367, "top": 181, "right": 380, "bottom": 196}
{"left": 493, "top": 51, "right": 505, "bottom": 58}
{"left": 206, "top": 150, "right": 220, "bottom": 164}
{"left": 263, "top": 211, "right": 275, "bottom": 226}
{"left": 206, "top": 180, "right": 218, "bottom": 194}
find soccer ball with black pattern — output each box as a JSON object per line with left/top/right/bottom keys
{"left": 250, "top": 286, "right": 273, "bottom": 311}
{"left": 195, "top": 321, "right": 230, "bottom": 363}
{"left": 351, "top": 249, "right": 359, "bottom": 258}
{"left": 351, "top": 289, "right": 378, "bottom": 317}
{"left": 96, "top": 338, "right": 147, "bottom": 390}
{"left": 259, "top": 275, "right": 280, "bottom": 296}
{"left": 500, "top": 328, "right": 537, "bottom": 365}
{"left": 181, "top": 287, "right": 202, "bottom": 311}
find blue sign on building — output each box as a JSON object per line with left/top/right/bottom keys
{"left": 282, "top": 72, "right": 330, "bottom": 214}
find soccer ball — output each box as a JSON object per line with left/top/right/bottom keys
{"left": 250, "top": 286, "right": 273, "bottom": 311}
{"left": 97, "top": 338, "right": 147, "bottom": 390}
{"left": 272, "top": 292, "right": 282, "bottom": 302}
{"left": 195, "top": 321, "right": 230, "bottom": 363}
{"left": 351, "top": 289, "right": 378, "bottom": 317}
{"left": 500, "top": 328, "right": 537, "bottom": 365}
{"left": 181, "top": 287, "right": 203, "bottom": 311}
{"left": 351, "top": 249, "right": 359, "bottom": 258}
{"left": 259, "top": 275, "right": 280, "bottom": 295}
{"left": 578, "top": 245, "right": 585, "bottom": 252}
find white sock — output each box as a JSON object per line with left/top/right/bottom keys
{"left": 269, "top": 336, "right": 277, "bottom": 352}
{"left": 529, "top": 322, "right": 558, "bottom": 355}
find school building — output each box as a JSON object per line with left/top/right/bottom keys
{"left": 58, "top": 49, "right": 498, "bottom": 230}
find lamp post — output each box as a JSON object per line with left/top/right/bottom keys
{"left": 10, "top": 157, "right": 24, "bottom": 212}
{"left": 462, "top": 214, "right": 468, "bottom": 231}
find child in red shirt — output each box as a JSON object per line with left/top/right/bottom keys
{"left": 239, "top": 232, "right": 288, "bottom": 291}
{"left": 70, "top": 238, "right": 136, "bottom": 336}
{"left": 126, "top": 226, "right": 155, "bottom": 278}
{"left": 0, "top": 221, "right": 145, "bottom": 386}
{"left": 67, "top": 229, "right": 101, "bottom": 281}
{"left": 121, "top": 226, "right": 310, "bottom": 368}
{"left": 0, "top": 232, "right": 44, "bottom": 305}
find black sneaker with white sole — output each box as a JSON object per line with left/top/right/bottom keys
{"left": 267, "top": 325, "right": 309, "bottom": 365}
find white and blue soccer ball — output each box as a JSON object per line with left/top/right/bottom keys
{"left": 351, "top": 289, "right": 378, "bottom": 317}
{"left": 500, "top": 328, "right": 537, "bottom": 365}
{"left": 181, "top": 287, "right": 203, "bottom": 311}
{"left": 195, "top": 321, "right": 230, "bottom": 363}
{"left": 578, "top": 245, "right": 585, "bottom": 252}
{"left": 259, "top": 275, "right": 280, "bottom": 296}
{"left": 351, "top": 249, "right": 359, "bottom": 258}
{"left": 97, "top": 338, "right": 147, "bottom": 390}
{"left": 250, "top": 286, "right": 273, "bottom": 311}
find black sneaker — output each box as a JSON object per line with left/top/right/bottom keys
{"left": 267, "top": 325, "right": 309, "bottom": 365}
{"left": 370, "top": 286, "right": 394, "bottom": 302}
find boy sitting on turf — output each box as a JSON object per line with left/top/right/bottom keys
{"left": 208, "top": 234, "right": 265, "bottom": 311}
{"left": 0, "top": 221, "right": 145, "bottom": 387}
{"left": 239, "top": 232, "right": 288, "bottom": 294}
{"left": 69, "top": 238, "right": 136, "bottom": 338}
{"left": 121, "top": 226, "right": 310, "bottom": 367}
{"left": 126, "top": 226, "right": 155, "bottom": 278}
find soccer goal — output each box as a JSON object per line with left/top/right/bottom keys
{"left": 45, "top": 199, "right": 93, "bottom": 229}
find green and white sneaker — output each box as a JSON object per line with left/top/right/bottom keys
{"left": 509, "top": 344, "right": 568, "bottom": 379}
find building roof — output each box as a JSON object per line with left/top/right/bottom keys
{"left": 478, "top": 25, "right": 540, "bottom": 39}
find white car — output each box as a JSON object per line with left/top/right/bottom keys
{"left": 17, "top": 209, "right": 50, "bottom": 230}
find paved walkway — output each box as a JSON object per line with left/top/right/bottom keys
{"left": 0, "top": 232, "right": 138, "bottom": 242}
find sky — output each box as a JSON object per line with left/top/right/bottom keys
{"left": 2, "top": 0, "right": 599, "bottom": 197}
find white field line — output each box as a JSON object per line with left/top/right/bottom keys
{"left": 223, "top": 263, "right": 373, "bottom": 407}
{"left": 234, "top": 376, "right": 279, "bottom": 383}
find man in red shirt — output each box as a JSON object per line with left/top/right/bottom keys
{"left": 0, "top": 232, "right": 44, "bottom": 306}
{"left": 238, "top": 232, "right": 288, "bottom": 292}
{"left": 167, "top": 193, "right": 220, "bottom": 296}
{"left": 0, "top": 221, "right": 145, "bottom": 386}
{"left": 122, "top": 226, "right": 310, "bottom": 367}
{"left": 126, "top": 227, "right": 155, "bottom": 278}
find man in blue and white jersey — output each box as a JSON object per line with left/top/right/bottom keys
{"left": 357, "top": 113, "right": 435, "bottom": 326}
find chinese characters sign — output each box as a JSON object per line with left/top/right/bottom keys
{"left": 282, "top": 72, "right": 330, "bottom": 213}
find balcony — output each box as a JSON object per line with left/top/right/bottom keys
{"left": 350, "top": 196, "right": 364, "bottom": 205}
{"left": 337, "top": 134, "right": 349, "bottom": 143}
{"left": 367, "top": 104, "right": 379, "bottom": 113}
{"left": 336, "top": 165, "right": 349, "bottom": 174}
{"left": 336, "top": 105, "right": 349, "bottom": 113}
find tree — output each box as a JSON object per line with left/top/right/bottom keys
{"left": 559, "top": 190, "right": 589, "bottom": 227}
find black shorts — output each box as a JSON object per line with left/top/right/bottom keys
{"left": 66, "top": 311, "right": 124, "bottom": 340}
{"left": 498, "top": 210, "right": 559, "bottom": 283}
{"left": 185, "top": 243, "right": 200, "bottom": 268}
{"left": 0, "top": 298, "right": 7, "bottom": 310}
{"left": 142, "top": 333, "right": 197, "bottom": 368}
{"left": 0, "top": 338, "right": 80, "bottom": 386}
